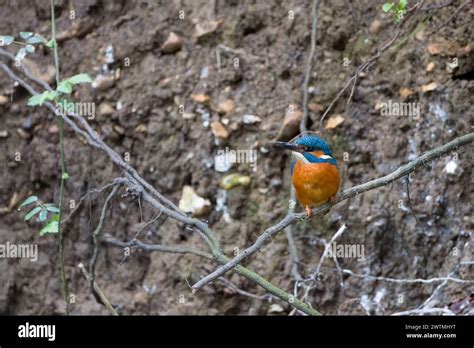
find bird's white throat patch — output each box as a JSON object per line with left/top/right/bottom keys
{"left": 320, "top": 154, "right": 333, "bottom": 159}
{"left": 292, "top": 151, "right": 333, "bottom": 163}
{"left": 292, "top": 151, "right": 310, "bottom": 163}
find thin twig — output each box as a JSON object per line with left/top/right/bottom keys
{"left": 319, "top": 1, "right": 427, "bottom": 129}
{"left": 105, "top": 233, "right": 320, "bottom": 315}
{"left": 0, "top": 45, "right": 319, "bottom": 316}
{"left": 1, "top": 44, "right": 472, "bottom": 316}
{"left": 284, "top": 189, "right": 303, "bottom": 281}
{"left": 50, "top": 0, "right": 70, "bottom": 316}
{"left": 310, "top": 224, "right": 347, "bottom": 281}
{"left": 191, "top": 133, "right": 474, "bottom": 290}
{"left": 391, "top": 307, "right": 455, "bottom": 316}
{"left": 61, "top": 179, "right": 123, "bottom": 225}
{"left": 78, "top": 263, "right": 118, "bottom": 316}
{"left": 404, "top": 174, "right": 420, "bottom": 225}
{"left": 429, "top": 0, "right": 472, "bottom": 34}
{"left": 300, "top": 0, "right": 320, "bottom": 133}
{"left": 328, "top": 267, "right": 473, "bottom": 285}
{"left": 89, "top": 183, "right": 121, "bottom": 285}
{"left": 218, "top": 277, "right": 273, "bottom": 301}
{"left": 104, "top": 234, "right": 214, "bottom": 259}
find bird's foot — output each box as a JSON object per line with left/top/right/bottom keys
{"left": 329, "top": 195, "right": 336, "bottom": 204}
{"left": 305, "top": 205, "right": 313, "bottom": 218}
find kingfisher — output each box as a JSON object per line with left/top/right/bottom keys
{"left": 274, "top": 134, "right": 340, "bottom": 217}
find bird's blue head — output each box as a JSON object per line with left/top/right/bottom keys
{"left": 273, "top": 134, "right": 336, "bottom": 165}
{"left": 294, "top": 134, "right": 333, "bottom": 157}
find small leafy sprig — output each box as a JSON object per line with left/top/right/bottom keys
{"left": 27, "top": 73, "right": 92, "bottom": 106}
{"left": 19, "top": 195, "right": 60, "bottom": 236}
{"left": 0, "top": 32, "right": 55, "bottom": 65}
{"left": 383, "top": 0, "right": 408, "bottom": 23}
{"left": 0, "top": 31, "right": 92, "bottom": 107}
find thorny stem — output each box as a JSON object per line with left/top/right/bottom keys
{"left": 51, "top": 0, "right": 69, "bottom": 315}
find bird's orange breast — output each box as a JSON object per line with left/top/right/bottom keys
{"left": 292, "top": 160, "right": 340, "bottom": 207}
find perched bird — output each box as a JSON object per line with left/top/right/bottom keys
{"left": 274, "top": 134, "right": 340, "bottom": 217}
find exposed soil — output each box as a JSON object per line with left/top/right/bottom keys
{"left": 0, "top": 0, "right": 472, "bottom": 315}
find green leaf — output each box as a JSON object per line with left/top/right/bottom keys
{"left": 62, "top": 172, "right": 69, "bottom": 180}
{"left": 45, "top": 205, "right": 60, "bottom": 213}
{"left": 25, "top": 206, "right": 42, "bottom": 221}
{"left": 0, "top": 35, "right": 14, "bottom": 46}
{"left": 20, "top": 32, "right": 34, "bottom": 39}
{"left": 27, "top": 34, "right": 47, "bottom": 45}
{"left": 383, "top": 2, "right": 394, "bottom": 12}
{"left": 68, "top": 73, "right": 93, "bottom": 85}
{"left": 45, "top": 39, "right": 57, "bottom": 49}
{"left": 39, "top": 214, "right": 59, "bottom": 236}
{"left": 27, "top": 91, "right": 58, "bottom": 106}
{"left": 20, "top": 195, "right": 38, "bottom": 208}
{"left": 399, "top": 0, "right": 408, "bottom": 8}
{"left": 38, "top": 209, "right": 48, "bottom": 222}
{"left": 57, "top": 81, "right": 73, "bottom": 94}
{"left": 27, "top": 93, "right": 46, "bottom": 106}
{"left": 25, "top": 44, "right": 35, "bottom": 53}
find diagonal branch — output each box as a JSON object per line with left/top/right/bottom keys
{"left": 1, "top": 32, "right": 472, "bottom": 314}
{"left": 0, "top": 54, "right": 321, "bottom": 314}
{"left": 104, "top": 234, "right": 214, "bottom": 260}
{"left": 191, "top": 132, "right": 474, "bottom": 290}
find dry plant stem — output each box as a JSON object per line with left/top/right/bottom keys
{"left": 191, "top": 132, "right": 474, "bottom": 290}
{"left": 89, "top": 182, "right": 123, "bottom": 286}
{"left": 404, "top": 175, "right": 420, "bottom": 225}
{"left": 421, "top": 0, "right": 453, "bottom": 11}
{"left": 78, "top": 263, "right": 118, "bottom": 316}
{"left": 61, "top": 180, "right": 120, "bottom": 225}
{"left": 429, "top": 0, "right": 472, "bottom": 34}
{"left": 318, "top": 0, "right": 432, "bottom": 129}
{"left": 134, "top": 184, "right": 321, "bottom": 315}
{"left": 392, "top": 308, "right": 455, "bottom": 316}
{"left": 218, "top": 277, "right": 273, "bottom": 301}
{"left": 300, "top": 0, "right": 320, "bottom": 133}
{"left": 50, "top": 0, "right": 69, "bottom": 316}
{"left": 319, "top": 0, "right": 464, "bottom": 131}
{"left": 104, "top": 235, "right": 319, "bottom": 315}
{"left": 285, "top": 189, "right": 302, "bottom": 281}
{"left": 1, "top": 37, "right": 472, "bottom": 315}
{"left": 326, "top": 267, "right": 474, "bottom": 285}
{"left": 311, "top": 224, "right": 347, "bottom": 280}
{"left": 285, "top": 0, "right": 321, "bottom": 283}
{"left": 104, "top": 235, "right": 214, "bottom": 260}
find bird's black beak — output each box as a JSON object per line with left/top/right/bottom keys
{"left": 273, "top": 141, "right": 307, "bottom": 153}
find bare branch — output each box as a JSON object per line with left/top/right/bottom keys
{"left": 78, "top": 263, "right": 118, "bottom": 316}
{"left": 317, "top": 0, "right": 458, "bottom": 131}
{"left": 310, "top": 224, "right": 347, "bottom": 281}
{"left": 300, "top": 0, "right": 320, "bottom": 132}
{"left": 218, "top": 277, "right": 273, "bottom": 302}
{"left": 329, "top": 267, "right": 474, "bottom": 285}
{"left": 284, "top": 189, "right": 303, "bottom": 281}
{"left": 1, "top": 26, "right": 471, "bottom": 315}
{"left": 392, "top": 307, "right": 455, "bottom": 316}
{"left": 191, "top": 133, "right": 474, "bottom": 290}
{"left": 103, "top": 234, "right": 214, "bottom": 260}
{"left": 89, "top": 182, "right": 122, "bottom": 284}
{"left": 429, "top": 0, "right": 472, "bottom": 34}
